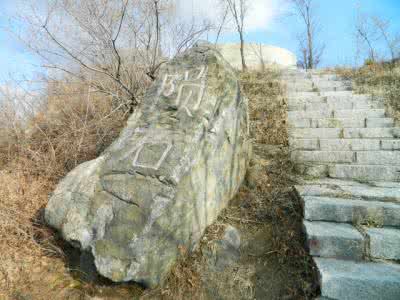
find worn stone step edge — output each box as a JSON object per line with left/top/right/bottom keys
{"left": 289, "top": 127, "right": 400, "bottom": 139}
{"left": 294, "top": 163, "right": 400, "bottom": 182}
{"left": 314, "top": 257, "right": 400, "bottom": 300}
{"left": 292, "top": 150, "right": 400, "bottom": 166}
{"left": 289, "top": 117, "right": 393, "bottom": 129}
{"left": 295, "top": 180, "right": 400, "bottom": 203}
{"left": 304, "top": 221, "right": 365, "bottom": 260}
{"left": 289, "top": 109, "right": 386, "bottom": 119}
{"left": 302, "top": 196, "right": 400, "bottom": 227}
{"left": 289, "top": 139, "right": 400, "bottom": 151}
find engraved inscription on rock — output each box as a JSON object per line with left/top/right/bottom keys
{"left": 45, "top": 43, "right": 251, "bottom": 288}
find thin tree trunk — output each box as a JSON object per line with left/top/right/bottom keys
{"left": 239, "top": 32, "right": 247, "bottom": 71}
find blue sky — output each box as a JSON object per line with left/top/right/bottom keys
{"left": 0, "top": 0, "right": 400, "bottom": 83}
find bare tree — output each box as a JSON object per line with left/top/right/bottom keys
{"left": 355, "top": 9, "right": 400, "bottom": 65}
{"left": 355, "top": 9, "right": 380, "bottom": 63}
{"left": 8, "top": 0, "right": 212, "bottom": 113}
{"left": 371, "top": 16, "right": 400, "bottom": 63}
{"left": 290, "top": 0, "right": 324, "bottom": 70}
{"left": 222, "top": 0, "right": 249, "bottom": 71}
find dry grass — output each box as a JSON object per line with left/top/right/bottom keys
{"left": 336, "top": 62, "right": 400, "bottom": 122}
{"left": 0, "top": 69, "right": 316, "bottom": 299}
{"left": 0, "top": 79, "right": 131, "bottom": 299}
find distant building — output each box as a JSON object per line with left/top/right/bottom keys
{"left": 217, "top": 43, "right": 297, "bottom": 70}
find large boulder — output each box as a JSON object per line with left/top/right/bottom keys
{"left": 45, "top": 43, "right": 251, "bottom": 287}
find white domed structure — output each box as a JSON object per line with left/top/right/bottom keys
{"left": 217, "top": 43, "right": 297, "bottom": 70}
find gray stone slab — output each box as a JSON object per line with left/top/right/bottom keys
{"left": 313, "top": 118, "right": 365, "bottom": 128}
{"left": 289, "top": 128, "right": 341, "bottom": 139}
{"left": 295, "top": 163, "right": 329, "bottom": 177}
{"left": 329, "top": 164, "right": 400, "bottom": 182}
{"left": 366, "top": 227, "right": 400, "bottom": 260}
{"left": 296, "top": 181, "right": 400, "bottom": 202}
{"left": 381, "top": 140, "right": 400, "bottom": 150}
{"left": 289, "top": 138, "right": 320, "bottom": 150}
{"left": 302, "top": 178, "right": 400, "bottom": 189}
{"left": 288, "top": 94, "right": 325, "bottom": 103}
{"left": 366, "top": 118, "right": 394, "bottom": 128}
{"left": 315, "top": 258, "right": 400, "bottom": 300}
{"left": 288, "top": 118, "right": 311, "bottom": 128}
{"left": 320, "top": 91, "right": 354, "bottom": 97}
{"left": 319, "top": 139, "right": 381, "bottom": 151}
{"left": 356, "top": 151, "right": 400, "bottom": 165}
{"left": 334, "top": 109, "right": 385, "bottom": 118}
{"left": 292, "top": 151, "right": 355, "bottom": 164}
{"left": 305, "top": 102, "right": 354, "bottom": 111}
{"left": 304, "top": 221, "right": 364, "bottom": 260}
{"left": 303, "top": 196, "right": 400, "bottom": 226}
{"left": 343, "top": 128, "right": 400, "bottom": 139}
{"left": 288, "top": 110, "right": 333, "bottom": 119}
{"left": 352, "top": 100, "right": 384, "bottom": 109}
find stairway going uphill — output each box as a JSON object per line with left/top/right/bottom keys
{"left": 283, "top": 69, "right": 400, "bottom": 300}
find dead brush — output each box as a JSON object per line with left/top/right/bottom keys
{"left": 0, "top": 78, "right": 130, "bottom": 298}
{"left": 336, "top": 62, "right": 400, "bottom": 122}
{"left": 240, "top": 70, "right": 288, "bottom": 146}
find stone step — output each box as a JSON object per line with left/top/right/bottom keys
{"left": 288, "top": 109, "right": 386, "bottom": 120}
{"left": 288, "top": 99, "right": 384, "bottom": 111}
{"left": 314, "top": 85, "right": 352, "bottom": 93}
{"left": 289, "top": 128, "right": 400, "bottom": 139}
{"left": 311, "top": 74, "right": 339, "bottom": 81}
{"left": 365, "top": 227, "right": 400, "bottom": 260}
{"left": 287, "top": 91, "right": 321, "bottom": 98}
{"left": 292, "top": 151, "right": 400, "bottom": 166}
{"left": 304, "top": 221, "right": 365, "bottom": 260}
{"left": 288, "top": 94, "right": 377, "bottom": 106}
{"left": 329, "top": 164, "right": 400, "bottom": 182}
{"left": 334, "top": 109, "right": 385, "bottom": 118}
{"left": 290, "top": 138, "right": 400, "bottom": 151}
{"left": 320, "top": 91, "right": 354, "bottom": 98}
{"left": 289, "top": 117, "right": 394, "bottom": 128}
{"left": 295, "top": 178, "right": 400, "bottom": 202}
{"left": 315, "top": 258, "right": 400, "bottom": 300}
{"left": 302, "top": 196, "right": 400, "bottom": 227}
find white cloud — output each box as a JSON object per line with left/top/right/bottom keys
{"left": 175, "top": 0, "right": 284, "bottom": 32}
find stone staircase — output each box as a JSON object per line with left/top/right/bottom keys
{"left": 283, "top": 69, "right": 400, "bottom": 300}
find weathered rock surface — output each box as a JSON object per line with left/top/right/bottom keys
{"left": 45, "top": 44, "right": 251, "bottom": 287}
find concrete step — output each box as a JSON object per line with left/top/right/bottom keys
{"left": 314, "top": 84, "right": 352, "bottom": 93}
{"left": 302, "top": 196, "right": 400, "bottom": 227}
{"left": 315, "top": 258, "right": 400, "bottom": 300}
{"left": 290, "top": 138, "right": 400, "bottom": 152}
{"left": 292, "top": 151, "right": 400, "bottom": 166}
{"left": 320, "top": 91, "right": 354, "bottom": 98}
{"left": 288, "top": 99, "right": 384, "bottom": 111}
{"left": 299, "top": 139, "right": 400, "bottom": 151}
{"left": 289, "top": 128, "right": 400, "bottom": 139}
{"left": 365, "top": 227, "right": 400, "bottom": 260}
{"left": 288, "top": 109, "right": 386, "bottom": 120}
{"left": 311, "top": 74, "right": 339, "bottom": 81}
{"left": 304, "top": 221, "right": 365, "bottom": 260}
{"left": 329, "top": 164, "right": 400, "bottom": 182}
{"left": 334, "top": 109, "right": 385, "bottom": 118}
{"left": 295, "top": 178, "right": 400, "bottom": 202}
{"left": 289, "top": 117, "right": 394, "bottom": 128}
